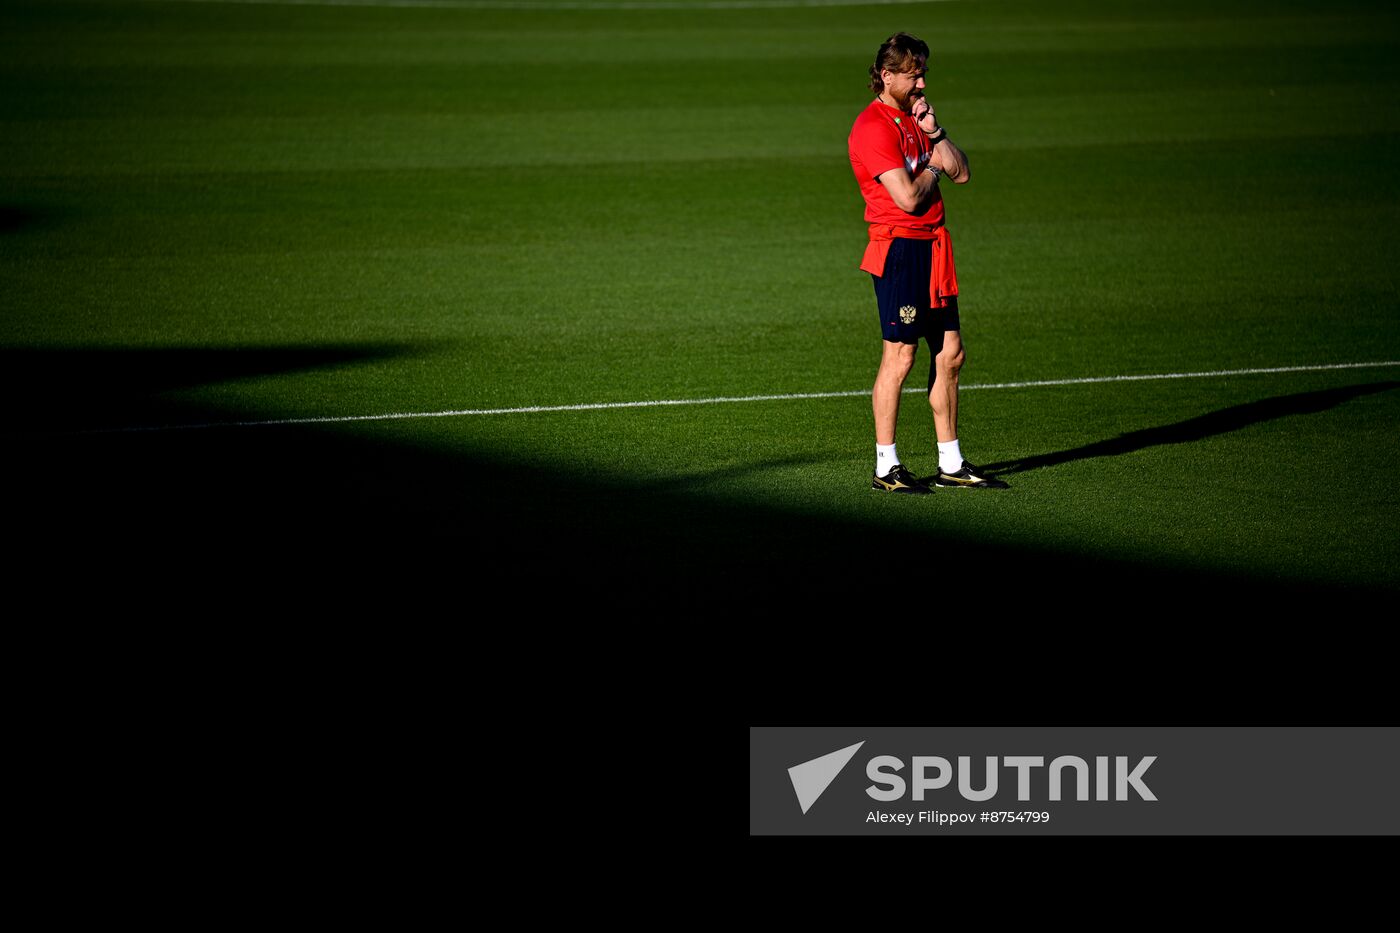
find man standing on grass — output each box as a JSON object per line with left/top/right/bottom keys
{"left": 848, "top": 32, "right": 1007, "bottom": 493}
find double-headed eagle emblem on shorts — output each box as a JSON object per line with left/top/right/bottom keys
{"left": 899, "top": 305, "right": 917, "bottom": 324}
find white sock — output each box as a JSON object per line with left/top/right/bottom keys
{"left": 876, "top": 443, "right": 900, "bottom": 477}
{"left": 938, "top": 439, "right": 964, "bottom": 474}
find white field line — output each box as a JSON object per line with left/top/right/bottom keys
{"left": 81, "top": 360, "right": 1400, "bottom": 435}
{"left": 153, "top": 0, "right": 962, "bottom": 10}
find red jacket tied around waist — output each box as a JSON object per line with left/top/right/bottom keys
{"left": 860, "top": 223, "right": 959, "bottom": 309}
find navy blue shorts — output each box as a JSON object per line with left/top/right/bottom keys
{"left": 871, "top": 238, "right": 960, "bottom": 345}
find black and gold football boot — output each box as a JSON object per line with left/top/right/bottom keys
{"left": 871, "top": 464, "right": 932, "bottom": 494}
{"left": 933, "top": 460, "right": 1009, "bottom": 489}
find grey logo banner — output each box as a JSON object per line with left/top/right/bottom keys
{"left": 751, "top": 726, "right": 1400, "bottom": 835}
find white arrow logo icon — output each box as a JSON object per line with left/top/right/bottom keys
{"left": 788, "top": 741, "right": 866, "bottom": 814}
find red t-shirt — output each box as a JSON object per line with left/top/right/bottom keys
{"left": 848, "top": 98, "right": 945, "bottom": 228}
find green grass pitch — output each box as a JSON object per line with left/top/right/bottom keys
{"left": 2, "top": 0, "right": 1398, "bottom": 617}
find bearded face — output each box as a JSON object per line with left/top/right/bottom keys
{"left": 881, "top": 63, "right": 926, "bottom": 112}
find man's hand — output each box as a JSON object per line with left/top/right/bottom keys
{"left": 912, "top": 95, "right": 938, "bottom": 136}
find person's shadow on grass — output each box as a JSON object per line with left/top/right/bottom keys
{"left": 984, "top": 380, "right": 1400, "bottom": 476}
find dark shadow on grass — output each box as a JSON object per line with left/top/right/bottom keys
{"left": 2, "top": 349, "right": 1396, "bottom": 725}
{"left": 0, "top": 343, "right": 439, "bottom": 433}
{"left": 0, "top": 205, "right": 53, "bottom": 235}
{"left": 0, "top": 202, "right": 79, "bottom": 240}
{"left": 985, "top": 381, "right": 1400, "bottom": 475}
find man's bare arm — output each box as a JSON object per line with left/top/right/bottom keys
{"left": 876, "top": 164, "right": 942, "bottom": 214}
{"left": 931, "top": 137, "right": 970, "bottom": 184}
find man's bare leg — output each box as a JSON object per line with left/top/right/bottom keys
{"left": 871, "top": 339, "right": 928, "bottom": 489}
{"left": 874, "top": 340, "right": 918, "bottom": 445}
{"left": 929, "top": 329, "right": 964, "bottom": 442}
{"left": 927, "top": 330, "right": 1007, "bottom": 487}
